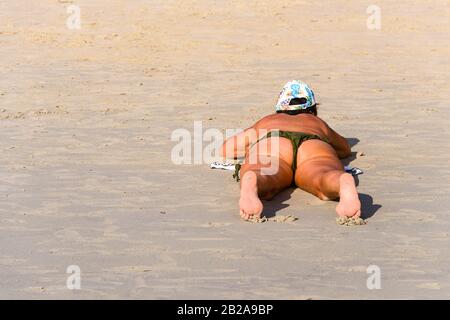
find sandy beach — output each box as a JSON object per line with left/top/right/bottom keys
{"left": 1, "top": 0, "right": 449, "bottom": 299}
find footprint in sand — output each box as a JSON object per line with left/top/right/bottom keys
{"left": 242, "top": 214, "right": 298, "bottom": 223}
{"left": 336, "top": 216, "right": 367, "bottom": 226}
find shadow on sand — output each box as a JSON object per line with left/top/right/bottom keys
{"left": 359, "top": 193, "right": 382, "bottom": 219}
{"left": 347, "top": 137, "right": 360, "bottom": 148}
{"left": 261, "top": 188, "right": 295, "bottom": 219}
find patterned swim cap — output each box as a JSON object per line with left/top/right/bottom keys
{"left": 275, "top": 80, "right": 316, "bottom": 111}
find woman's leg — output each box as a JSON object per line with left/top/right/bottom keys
{"left": 294, "top": 139, "right": 361, "bottom": 217}
{"left": 239, "top": 137, "right": 294, "bottom": 220}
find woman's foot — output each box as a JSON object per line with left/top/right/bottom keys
{"left": 239, "top": 171, "right": 263, "bottom": 220}
{"left": 336, "top": 173, "right": 361, "bottom": 218}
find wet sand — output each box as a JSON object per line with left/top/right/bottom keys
{"left": 1, "top": 0, "right": 450, "bottom": 299}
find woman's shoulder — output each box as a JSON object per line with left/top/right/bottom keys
{"left": 251, "top": 113, "right": 279, "bottom": 128}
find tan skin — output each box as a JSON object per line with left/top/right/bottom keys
{"left": 220, "top": 112, "right": 361, "bottom": 220}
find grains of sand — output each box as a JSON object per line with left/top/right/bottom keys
{"left": 242, "top": 214, "right": 298, "bottom": 223}
{"left": 336, "top": 216, "right": 367, "bottom": 226}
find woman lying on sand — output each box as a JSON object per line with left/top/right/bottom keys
{"left": 220, "top": 80, "right": 361, "bottom": 220}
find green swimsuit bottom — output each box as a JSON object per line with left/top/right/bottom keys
{"left": 233, "top": 130, "right": 329, "bottom": 182}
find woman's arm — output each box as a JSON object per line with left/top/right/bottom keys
{"left": 220, "top": 127, "right": 258, "bottom": 159}
{"left": 325, "top": 125, "right": 352, "bottom": 159}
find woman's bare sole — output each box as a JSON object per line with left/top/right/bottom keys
{"left": 336, "top": 173, "right": 361, "bottom": 218}
{"left": 239, "top": 171, "right": 263, "bottom": 220}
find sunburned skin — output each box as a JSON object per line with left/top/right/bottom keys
{"left": 221, "top": 112, "right": 362, "bottom": 222}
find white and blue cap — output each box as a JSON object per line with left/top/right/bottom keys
{"left": 275, "top": 80, "right": 316, "bottom": 111}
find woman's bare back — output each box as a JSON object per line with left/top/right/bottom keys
{"left": 250, "top": 113, "right": 351, "bottom": 159}
{"left": 253, "top": 113, "right": 329, "bottom": 138}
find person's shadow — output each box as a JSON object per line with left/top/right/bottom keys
{"left": 261, "top": 137, "right": 382, "bottom": 219}
{"left": 341, "top": 137, "right": 359, "bottom": 167}
{"left": 261, "top": 188, "right": 295, "bottom": 218}
{"left": 347, "top": 137, "right": 360, "bottom": 148}
{"left": 262, "top": 190, "right": 381, "bottom": 219}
